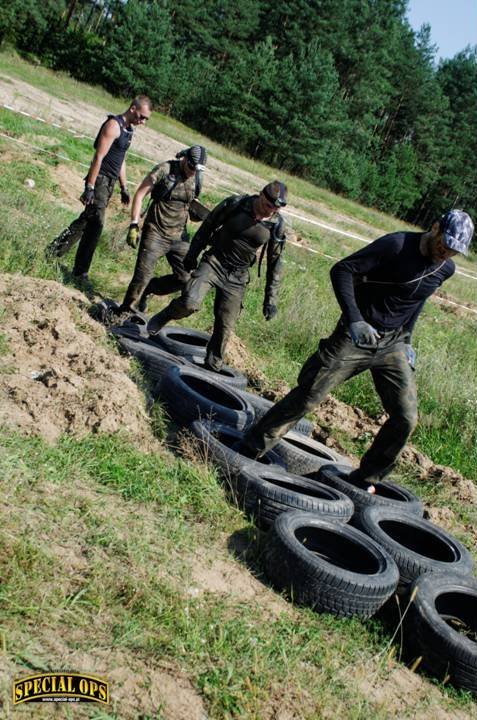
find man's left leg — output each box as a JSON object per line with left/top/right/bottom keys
{"left": 205, "top": 276, "right": 246, "bottom": 371}
{"left": 357, "top": 342, "right": 418, "bottom": 483}
{"left": 139, "top": 240, "right": 190, "bottom": 309}
{"left": 72, "top": 176, "right": 114, "bottom": 278}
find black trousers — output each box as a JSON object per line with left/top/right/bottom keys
{"left": 244, "top": 321, "right": 418, "bottom": 482}
{"left": 148, "top": 254, "right": 248, "bottom": 370}
{"left": 46, "top": 174, "right": 116, "bottom": 276}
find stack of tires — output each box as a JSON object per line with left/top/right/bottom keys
{"left": 108, "top": 317, "right": 476, "bottom": 695}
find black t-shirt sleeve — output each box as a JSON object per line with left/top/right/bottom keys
{"left": 330, "top": 234, "right": 404, "bottom": 323}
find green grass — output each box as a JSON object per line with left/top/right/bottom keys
{"left": 1, "top": 431, "right": 474, "bottom": 719}
{"left": 1, "top": 52, "right": 477, "bottom": 718}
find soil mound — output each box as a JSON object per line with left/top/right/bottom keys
{"left": 0, "top": 273, "right": 157, "bottom": 450}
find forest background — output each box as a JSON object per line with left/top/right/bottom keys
{"left": 1, "top": 0, "right": 476, "bottom": 241}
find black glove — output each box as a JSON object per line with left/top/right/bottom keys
{"left": 80, "top": 184, "right": 95, "bottom": 205}
{"left": 126, "top": 223, "right": 140, "bottom": 249}
{"left": 120, "top": 186, "right": 130, "bottom": 206}
{"left": 263, "top": 303, "right": 278, "bottom": 321}
{"left": 183, "top": 253, "right": 198, "bottom": 273}
{"left": 349, "top": 320, "right": 380, "bottom": 348}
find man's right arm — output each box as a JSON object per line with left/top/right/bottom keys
{"left": 330, "top": 234, "right": 399, "bottom": 323}
{"left": 185, "top": 195, "right": 240, "bottom": 268}
{"left": 130, "top": 167, "right": 163, "bottom": 224}
{"left": 330, "top": 234, "right": 401, "bottom": 347}
{"left": 85, "top": 119, "right": 120, "bottom": 188}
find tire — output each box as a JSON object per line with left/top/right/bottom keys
{"left": 408, "top": 572, "right": 477, "bottom": 694}
{"left": 263, "top": 510, "right": 399, "bottom": 618}
{"left": 157, "top": 366, "right": 254, "bottom": 430}
{"left": 234, "top": 466, "right": 354, "bottom": 529}
{"left": 89, "top": 298, "right": 121, "bottom": 325}
{"left": 152, "top": 326, "right": 211, "bottom": 358}
{"left": 109, "top": 310, "right": 149, "bottom": 339}
{"left": 188, "top": 420, "right": 285, "bottom": 482}
{"left": 236, "top": 390, "right": 313, "bottom": 436}
{"left": 274, "top": 431, "right": 351, "bottom": 475}
{"left": 355, "top": 506, "right": 473, "bottom": 593}
{"left": 314, "top": 464, "right": 424, "bottom": 516}
{"left": 187, "top": 356, "right": 248, "bottom": 390}
{"left": 114, "top": 334, "right": 187, "bottom": 384}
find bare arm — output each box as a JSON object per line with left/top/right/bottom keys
{"left": 130, "top": 173, "right": 156, "bottom": 224}
{"left": 85, "top": 119, "right": 120, "bottom": 187}
{"left": 118, "top": 159, "right": 127, "bottom": 191}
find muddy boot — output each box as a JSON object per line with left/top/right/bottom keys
{"left": 45, "top": 227, "right": 77, "bottom": 258}
{"left": 347, "top": 469, "right": 376, "bottom": 494}
{"left": 147, "top": 310, "right": 168, "bottom": 336}
{"left": 137, "top": 292, "right": 149, "bottom": 313}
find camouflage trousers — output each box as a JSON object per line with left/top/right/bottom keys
{"left": 46, "top": 174, "right": 116, "bottom": 276}
{"left": 244, "top": 320, "right": 418, "bottom": 482}
{"left": 147, "top": 254, "right": 248, "bottom": 370}
{"left": 121, "top": 221, "right": 190, "bottom": 311}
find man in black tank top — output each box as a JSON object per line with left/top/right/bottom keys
{"left": 147, "top": 180, "right": 288, "bottom": 372}
{"left": 242, "top": 210, "right": 474, "bottom": 493}
{"left": 46, "top": 95, "right": 152, "bottom": 280}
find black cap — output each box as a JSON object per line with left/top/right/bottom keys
{"left": 262, "top": 181, "right": 288, "bottom": 207}
{"left": 186, "top": 145, "right": 207, "bottom": 170}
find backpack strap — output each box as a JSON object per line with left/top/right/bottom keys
{"left": 257, "top": 214, "right": 286, "bottom": 277}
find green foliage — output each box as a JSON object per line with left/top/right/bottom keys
{"left": 101, "top": 0, "right": 174, "bottom": 105}
{"left": 1, "top": 0, "right": 476, "bottom": 229}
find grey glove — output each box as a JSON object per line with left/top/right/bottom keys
{"left": 405, "top": 343, "right": 416, "bottom": 370}
{"left": 263, "top": 303, "right": 278, "bottom": 321}
{"left": 349, "top": 321, "right": 380, "bottom": 348}
{"left": 80, "top": 183, "right": 95, "bottom": 205}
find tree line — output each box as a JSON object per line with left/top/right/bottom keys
{"left": 1, "top": 0, "right": 476, "bottom": 239}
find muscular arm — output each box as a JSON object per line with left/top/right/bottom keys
{"left": 130, "top": 175, "right": 155, "bottom": 224}
{"left": 130, "top": 165, "right": 166, "bottom": 224}
{"left": 118, "top": 159, "right": 127, "bottom": 191}
{"left": 85, "top": 118, "right": 120, "bottom": 187}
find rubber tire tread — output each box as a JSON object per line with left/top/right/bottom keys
{"left": 315, "top": 464, "right": 424, "bottom": 516}
{"left": 235, "top": 466, "right": 354, "bottom": 529}
{"left": 157, "top": 365, "right": 254, "bottom": 430}
{"left": 114, "top": 334, "right": 187, "bottom": 384}
{"left": 408, "top": 573, "right": 477, "bottom": 694}
{"left": 263, "top": 510, "right": 399, "bottom": 618}
{"left": 355, "top": 506, "right": 473, "bottom": 591}
{"left": 188, "top": 420, "right": 285, "bottom": 481}
{"left": 152, "top": 325, "right": 210, "bottom": 358}
{"left": 187, "top": 356, "right": 248, "bottom": 390}
{"left": 274, "top": 431, "right": 351, "bottom": 475}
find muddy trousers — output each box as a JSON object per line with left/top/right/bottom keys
{"left": 148, "top": 255, "right": 248, "bottom": 370}
{"left": 46, "top": 174, "right": 115, "bottom": 276}
{"left": 121, "top": 222, "right": 190, "bottom": 311}
{"left": 244, "top": 322, "right": 418, "bottom": 483}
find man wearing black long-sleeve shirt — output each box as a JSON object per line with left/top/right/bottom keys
{"left": 147, "top": 181, "right": 288, "bottom": 371}
{"left": 243, "top": 209, "right": 474, "bottom": 491}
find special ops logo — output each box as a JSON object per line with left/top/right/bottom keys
{"left": 13, "top": 672, "right": 109, "bottom": 704}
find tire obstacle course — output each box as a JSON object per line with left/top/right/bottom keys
{"left": 105, "top": 310, "right": 477, "bottom": 696}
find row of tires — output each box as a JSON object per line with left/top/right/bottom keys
{"left": 108, "top": 314, "right": 477, "bottom": 696}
